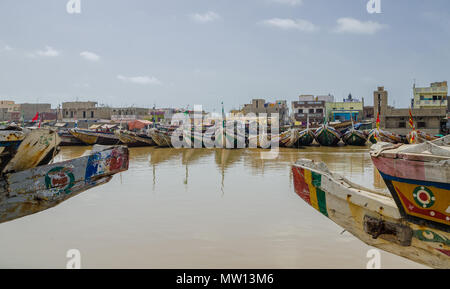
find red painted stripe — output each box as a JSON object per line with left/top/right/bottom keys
{"left": 292, "top": 166, "right": 311, "bottom": 205}
{"left": 437, "top": 249, "right": 450, "bottom": 257}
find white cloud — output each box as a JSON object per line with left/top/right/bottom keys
{"left": 270, "top": 0, "right": 303, "bottom": 6}
{"left": 334, "top": 18, "right": 387, "bottom": 35}
{"left": 3, "top": 45, "right": 12, "bottom": 51}
{"left": 189, "top": 11, "right": 221, "bottom": 23}
{"left": 80, "top": 51, "right": 100, "bottom": 62}
{"left": 117, "top": 75, "right": 162, "bottom": 85}
{"left": 35, "top": 46, "right": 60, "bottom": 57}
{"left": 261, "top": 18, "right": 318, "bottom": 32}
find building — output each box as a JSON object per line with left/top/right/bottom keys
{"left": 363, "top": 106, "right": 374, "bottom": 120}
{"left": 374, "top": 86, "right": 446, "bottom": 135}
{"left": 19, "top": 103, "right": 52, "bottom": 121}
{"left": 413, "top": 81, "right": 448, "bottom": 109}
{"left": 242, "top": 99, "right": 289, "bottom": 125}
{"left": 61, "top": 101, "right": 112, "bottom": 121}
{"left": 291, "top": 99, "right": 325, "bottom": 125}
{"left": 111, "top": 107, "right": 150, "bottom": 121}
{"left": 0, "top": 100, "right": 20, "bottom": 121}
{"left": 325, "top": 94, "right": 363, "bottom": 122}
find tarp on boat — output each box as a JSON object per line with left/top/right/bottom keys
{"left": 54, "top": 122, "right": 67, "bottom": 127}
{"left": 89, "top": 124, "right": 102, "bottom": 130}
{"left": 128, "top": 120, "right": 152, "bottom": 130}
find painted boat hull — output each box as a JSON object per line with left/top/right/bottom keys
{"left": 115, "top": 130, "right": 155, "bottom": 147}
{"left": 278, "top": 129, "right": 300, "bottom": 148}
{"left": 314, "top": 125, "right": 341, "bottom": 146}
{"left": 342, "top": 129, "right": 367, "bottom": 146}
{"left": 70, "top": 129, "right": 122, "bottom": 145}
{"left": 58, "top": 131, "right": 86, "bottom": 146}
{"left": 369, "top": 129, "right": 406, "bottom": 144}
{"left": 0, "top": 145, "right": 129, "bottom": 224}
{"left": 292, "top": 159, "right": 450, "bottom": 268}
{"left": 296, "top": 129, "right": 315, "bottom": 146}
{"left": 371, "top": 142, "right": 450, "bottom": 232}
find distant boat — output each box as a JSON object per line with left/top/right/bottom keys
{"left": 69, "top": 128, "right": 122, "bottom": 145}
{"left": 296, "top": 129, "right": 315, "bottom": 146}
{"left": 277, "top": 129, "right": 300, "bottom": 148}
{"left": 314, "top": 125, "right": 341, "bottom": 146}
{"left": 368, "top": 129, "right": 406, "bottom": 144}
{"left": 115, "top": 130, "right": 155, "bottom": 147}
{"left": 407, "top": 130, "right": 440, "bottom": 144}
{"left": 342, "top": 128, "right": 367, "bottom": 146}
{"left": 58, "top": 129, "right": 86, "bottom": 146}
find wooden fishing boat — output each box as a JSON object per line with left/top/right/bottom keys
{"left": 368, "top": 129, "right": 406, "bottom": 144}
{"left": 407, "top": 130, "right": 440, "bottom": 144}
{"left": 0, "top": 145, "right": 129, "bottom": 224}
{"left": 69, "top": 128, "right": 122, "bottom": 145}
{"left": 370, "top": 139, "right": 449, "bottom": 233}
{"left": 277, "top": 129, "right": 300, "bottom": 148}
{"left": 115, "top": 130, "right": 155, "bottom": 147}
{"left": 296, "top": 129, "right": 315, "bottom": 146}
{"left": 58, "top": 129, "right": 86, "bottom": 146}
{"left": 342, "top": 129, "right": 368, "bottom": 146}
{"left": 292, "top": 158, "right": 449, "bottom": 268}
{"left": 314, "top": 125, "right": 341, "bottom": 146}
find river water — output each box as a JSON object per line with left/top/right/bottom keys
{"left": 0, "top": 145, "right": 426, "bottom": 268}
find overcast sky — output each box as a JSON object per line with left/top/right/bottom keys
{"left": 0, "top": 0, "right": 449, "bottom": 112}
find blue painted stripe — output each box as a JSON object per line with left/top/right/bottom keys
{"left": 379, "top": 171, "right": 450, "bottom": 190}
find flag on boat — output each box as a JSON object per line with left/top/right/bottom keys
{"left": 374, "top": 111, "right": 380, "bottom": 141}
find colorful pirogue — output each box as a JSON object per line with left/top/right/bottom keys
{"left": 69, "top": 128, "right": 122, "bottom": 145}
{"left": 407, "top": 130, "right": 440, "bottom": 144}
{"left": 314, "top": 124, "right": 341, "bottom": 146}
{"left": 291, "top": 136, "right": 450, "bottom": 268}
{"left": 368, "top": 129, "right": 406, "bottom": 144}
{"left": 296, "top": 128, "right": 316, "bottom": 146}
{"left": 115, "top": 129, "right": 155, "bottom": 147}
{"left": 0, "top": 126, "right": 129, "bottom": 224}
{"left": 342, "top": 128, "right": 368, "bottom": 146}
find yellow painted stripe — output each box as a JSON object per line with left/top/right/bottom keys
{"left": 305, "top": 169, "right": 319, "bottom": 211}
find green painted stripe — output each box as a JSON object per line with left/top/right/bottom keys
{"left": 311, "top": 171, "right": 322, "bottom": 188}
{"left": 316, "top": 188, "right": 328, "bottom": 217}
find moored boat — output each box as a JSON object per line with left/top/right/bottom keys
{"left": 407, "top": 130, "right": 440, "bottom": 144}
{"left": 0, "top": 145, "right": 129, "bottom": 224}
{"left": 314, "top": 125, "right": 341, "bottom": 146}
{"left": 115, "top": 130, "right": 155, "bottom": 147}
{"left": 370, "top": 139, "right": 450, "bottom": 232}
{"left": 342, "top": 128, "right": 368, "bottom": 146}
{"left": 292, "top": 158, "right": 449, "bottom": 268}
{"left": 58, "top": 129, "right": 86, "bottom": 146}
{"left": 278, "top": 129, "right": 300, "bottom": 148}
{"left": 296, "top": 129, "right": 315, "bottom": 146}
{"left": 368, "top": 129, "right": 406, "bottom": 144}
{"left": 69, "top": 128, "right": 122, "bottom": 145}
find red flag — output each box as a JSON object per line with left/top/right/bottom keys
{"left": 376, "top": 112, "right": 380, "bottom": 130}
{"left": 32, "top": 112, "right": 39, "bottom": 122}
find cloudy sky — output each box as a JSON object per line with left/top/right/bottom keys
{"left": 0, "top": 0, "right": 449, "bottom": 112}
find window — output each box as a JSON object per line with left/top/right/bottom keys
{"left": 398, "top": 122, "right": 406, "bottom": 128}
{"left": 70, "top": 111, "right": 73, "bottom": 118}
{"left": 417, "top": 122, "right": 426, "bottom": 129}
{"left": 65, "top": 111, "right": 68, "bottom": 116}
{"left": 316, "top": 109, "right": 323, "bottom": 113}
{"left": 420, "top": 95, "right": 424, "bottom": 100}
{"left": 83, "top": 111, "right": 86, "bottom": 118}
{"left": 309, "top": 109, "right": 314, "bottom": 113}
{"left": 298, "top": 109, "right": 303, "bottom": 113}
{"left": 91, "top": 111, "right": 94, "bottom": 118}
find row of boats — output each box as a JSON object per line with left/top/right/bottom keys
{"left": 59, "top": 122, "right": 440, "bottom": 148}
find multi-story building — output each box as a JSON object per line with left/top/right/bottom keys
{"left": 291, "top": 99, "right": 325, "bottom": 125}
{"left": 242, "top": 99, "right": 290, "bottom": 125}
{"left": 374, "top": 86, "right": 446, "bottom": 135}
{"left": 61, "top": 101, "right": 112, "bottom": 121}
{"left": 413, "top": 81, "right": 448, "bottom": 109}
{"left": 111, "top": 107, "right": 150, "bottom": 121}
{"left": 325, "top": 94, "right": 363, "bottom": 122}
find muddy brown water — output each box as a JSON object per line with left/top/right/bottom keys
{"left": 0, "top": 145, "right": 426, "bottom": 268}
